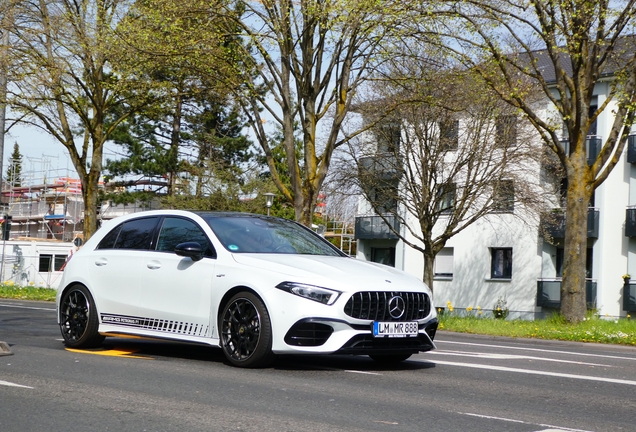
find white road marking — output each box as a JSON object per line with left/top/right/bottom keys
{"left": 0, "top": 379, "right": 33, "bottom": 389}
{"left": 436, "top": 339, "right": 636, "bottom": 361}
{"left": 461, "top": 412, "right": 593, "bottom": 432}
{"left": 431, "top": 349, "right": 612, "bottom": 367}
{"left": 345, "top": 370, "right": 383, "bottom": 376}
{"left": 422, "top": 359, "right": 636, "bottom": 386}
{"left": 0, "top": 303, "right": 55, "bottom": 312}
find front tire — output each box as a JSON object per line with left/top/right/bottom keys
{"left": 59, "top": 285, "right": 104, "bottom": 348}
{"left": 219, "top": 292, "right": 274, "bottom": 368}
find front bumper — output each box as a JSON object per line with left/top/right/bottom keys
{"left": 280, "top": 317, "right": 438, "bottom": 356}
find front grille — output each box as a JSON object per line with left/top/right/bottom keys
{"left": 343, "top": 291, "right": 431, "bottom": 321}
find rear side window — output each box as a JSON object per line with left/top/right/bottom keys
{"left": 97, "top": 217, "right": 159, "bottom": 250}
{"left": 156, "top": 217, "right": 216, "bottom": 257}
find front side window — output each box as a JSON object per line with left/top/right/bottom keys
{"left": 491, "top": 248, "right": 512, "bottom": 279}
{"left": 156, "top": 217, "right": 215, "bottom": 258}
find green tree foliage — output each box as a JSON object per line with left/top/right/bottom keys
{"left": 5, "top": 0, "right": 155, "bottom": 240}
{"left": 104, "top": 0, "right": 256, "bottom": 201}
{"left": 220, "top": 0, "right": 409, "bottom": 226}
{"left": 5, "top": 142, "right": 22, "bottom": 187}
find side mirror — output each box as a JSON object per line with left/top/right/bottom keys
{"left": 175, "top": 242, "right": 204, "bottom": 262}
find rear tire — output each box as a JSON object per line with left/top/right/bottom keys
{"left": 59, "top": 285, "right": 104, "bottom": 348}
{"left": 369, "top": 353, "right": 413, "bottom": 364}
{"left": 219, "top": 292, "right": 274, "bottom": 368}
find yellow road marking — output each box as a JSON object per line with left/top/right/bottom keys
{"left": 65, "top": 347, "right": 152, "bottom": 359}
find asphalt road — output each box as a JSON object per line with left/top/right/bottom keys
{"left": 2, "top": 299, "right": 636, "bottom": 432}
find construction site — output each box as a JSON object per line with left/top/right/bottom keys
{"left": 0, "top": 156, "right": 156, "bottom": 288}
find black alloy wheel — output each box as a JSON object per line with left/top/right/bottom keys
{"left": 220, "top": 292, "right": 274, "bottom": 368}
{"left": 59, "top": 285, "right": 104, "bottom": 348}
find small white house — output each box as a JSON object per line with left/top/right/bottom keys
{"left": 0, "top": 239, "right": 76, "bottom": 289}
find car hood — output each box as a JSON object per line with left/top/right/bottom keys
{"left": 231, "top": 254, "right": 427, "bottom": 293}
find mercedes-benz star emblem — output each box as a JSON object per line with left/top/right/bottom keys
{"left": 388, "top": 295, "right": 406, "bottom": 319}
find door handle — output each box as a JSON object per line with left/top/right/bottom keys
{"left": 147, "top": 261, "right": 161, "bottom": 270}
{"left": 94, "top": 259, "right": 107, "bottom": 266}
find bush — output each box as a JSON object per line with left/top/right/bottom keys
{"left": 492, "top": 296, "right": 509, "bottom": 319}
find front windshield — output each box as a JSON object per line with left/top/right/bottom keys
{"left": 203, "top": 215, "right": 342, "bottom": 256}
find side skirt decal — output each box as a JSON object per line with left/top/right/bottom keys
{"left": 101, "top": 313, "right": 210, "bottom": 337}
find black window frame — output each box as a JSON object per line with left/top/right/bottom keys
{"left": 437, "top": 182, "right": 456, "bottom": 214}
{"left": 38, "top": 253, "right": 68, "bottom": 272}
{"left": 492, "top": 180, "right": 515, "bottom": 213}
{"left": 371, "top": 247, "right": 396, "bottom": 267}
{"left": 491, "top": 247, "right": 513, "bottom": 279}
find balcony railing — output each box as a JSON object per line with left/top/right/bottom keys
{"left": 541, "top": 208, "right": 599, "bottom": 239}
{"left": 536, "top": 279, "right": 597, "bottom": 309}
{"left": 627, "top": 135, "right": 636, "bottom": 163}
{"left": 358, "top": 153, "right": 402, "bottom": 180}
{"left": 624, "top": 282, "right": 636, "bottom": 312}
{"left": 355, "top": 215, "right": 400, "bottom": 240}
{"left": 559, "top": 136, "right": 602, "bottom": 166}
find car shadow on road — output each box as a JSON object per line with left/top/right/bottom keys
{"left": 73, "top": 338, "right": 436, "bottom": 372}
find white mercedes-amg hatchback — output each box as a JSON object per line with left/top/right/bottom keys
{"left": 56, "top": 210, "right": 437, "bottom": 367}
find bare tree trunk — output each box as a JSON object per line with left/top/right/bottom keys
{"left": 423, "top": 248, "right": 435, "bottom": 292}
{"left": 561, "top": 142, "right": 593, "bottom": 322}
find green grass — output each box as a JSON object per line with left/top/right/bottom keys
{"left": 0, "top": 285, "right": 57, "bottom": 301}
{"left": 439, "top": 312, "right": 636, "bottom": 346}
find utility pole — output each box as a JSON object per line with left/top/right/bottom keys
{"left": 0, "top": 3, "right": 12, "bottom": 195}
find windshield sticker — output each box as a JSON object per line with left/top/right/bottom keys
{"left": 228, "top": 244, "right": 239, "bottom": 251}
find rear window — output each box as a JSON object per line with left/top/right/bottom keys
{"left": 97, "top": 217, "right": 160, "bottom": 250}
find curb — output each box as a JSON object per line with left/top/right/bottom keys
{"left": 0, "top": 341, "right": 13, "bottom": 356}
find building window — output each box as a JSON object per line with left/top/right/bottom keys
{"left": 371, "top": 247, "right": 395, "bottom": 267}
{"left": 491, "top": 248, "right": 512, "bottom": 279}
{"left": 493, "top": 180, "right": 515, "bottom": 212}
{"left": 370, "top": 180, "right": 399, "bottom": 213}
{"left": 556, "top": 248, "right": 593, "bottom": 278}
{"left": 496, "top": 115, "right": 517, "bottom": 147}
{"left": 375, "top": 120, "right": 401, "bottom": 154}
{"left": 437, "top": 182, "right": 456, "bottom": 214}
{"left": 39, "top": 254, "right": 68, "bottom": 272}
{"left": 434, "top": 247, "right": 454, "bottom": 277}
{"left": 439, "top": 120, "right": 459, "bottom": 151}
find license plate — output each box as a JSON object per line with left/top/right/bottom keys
{"left": 372, "top": 321, "right": 418, "bottom": 338}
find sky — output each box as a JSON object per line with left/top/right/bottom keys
{"left": 2, "top": 123, "right": 119, "bottom": 185}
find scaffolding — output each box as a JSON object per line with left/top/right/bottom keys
{"left": 324, "top": 220, "right": 355, "bottom": 256}
{"left": 1, "top": 155, "right": 83, "bottom": 242}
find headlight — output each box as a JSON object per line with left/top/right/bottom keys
{"left": 275, "top": 282, "right": 341, "bottom": 305}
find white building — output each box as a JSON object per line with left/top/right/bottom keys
{"left": 355, "top": 75, "right": 636, "bottom": 320}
